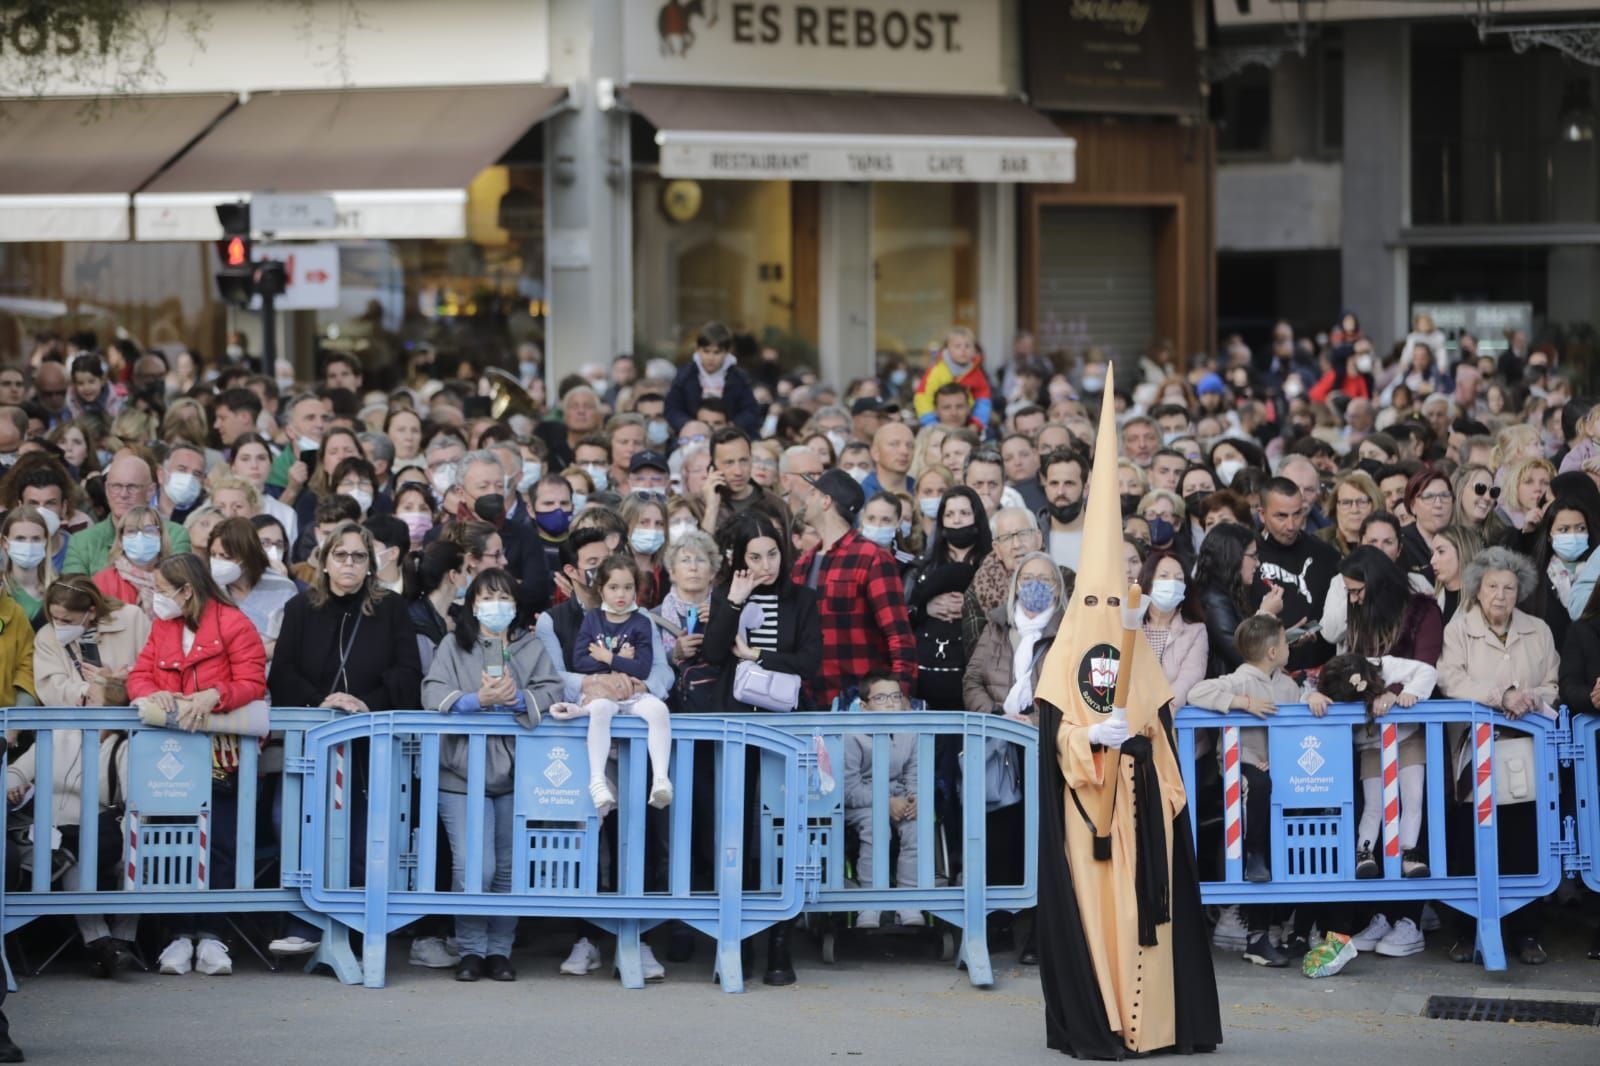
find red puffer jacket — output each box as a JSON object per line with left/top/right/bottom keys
{"left": 127, "top": 599, "right": 267, "bottom": 711}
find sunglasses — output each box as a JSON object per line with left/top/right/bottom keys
{"left": 1472, "top": 483, "right": 1502, "bottom": 500}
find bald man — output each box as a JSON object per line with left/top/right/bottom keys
{"left": 32, "top": 360, "right": 70, "bottom": 429}
{"left": 861, "top": 420, "right": 915, "bottom": 496}
{"left": 63, "top": 450, "right": 192, "bottom": 574}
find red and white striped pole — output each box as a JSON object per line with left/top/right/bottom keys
{"left": 334, "top": 743, "right": 346, "bottom": 811}
{"left": 1474, "top": 722, "right": 1494, "bottom": 827}
{"left": 197, "top": 809, "right": 209, "bottom": 889}
{"left": 1381, "top": 722, "right": 1400, "bottom": 859}
{"left": 1222, "top": 725, "right": 1242, "bottom": 862}
{"left": 125, "top": 811, "right": 139, "bottom": 890}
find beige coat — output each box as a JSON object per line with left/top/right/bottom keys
{"left": 34, "top": 604, "right": 150, "bottom": 708}
{"left": 1187, "top": 663, "right": 1303, "bottom": 769}
{"left": 1437, "top": 606, "right": 1559, "bottom": 711}
{"left": 6, "top": 730, "right": 126, "bottom": 828}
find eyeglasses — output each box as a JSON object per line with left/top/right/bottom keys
{"left": 1472, "top": 483, "right": 1502, "bottom": 500}
{"left": 476, "top": 548, "right": 508, "bottom": 562}
{"left": 994, "top": 530, "right": 1037, "bottom": 547}
{"left": 329, "top": 550, "right": 370, "bottom": 566}
{"left": 1336, "top": 497, "right": 1373, "bottom": 510}
{"left": 106, "top": 481, "right": 151, "bottom": 497}
{"left": 1418, "top": 491, "right": 1453, "bottom": 504}
{"left": 127, "top": 524, "right": 162, "bottom": 537}
{"left": 863, "top": 692, "right": 903, "bottom": 707}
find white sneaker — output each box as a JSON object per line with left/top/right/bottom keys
{"left": 195, "top": 938, "right": 233, "bottom": 975}
{"left": 560, "top": 936, "right": 602, "bottom": 975}
{"left": 158, "top": 937, "right": 194, "bottom": 975}
{"left": 590, "top": 779, "right": 616, "bottom": 813}
{"left": 268, "top": 936, "right": 319, "bottom": 956}
{"left": 1211, "top": 905, "right": 1249, "bottom": 951}
{"left": 1350, "top": 914, "right": 1392, "bottom": 953}
{"left": 855, "top": 910, "right": 881, "bottom": 930}
{"left": 1374, "top": 917, "right": 1425, "bottom": 958}
{"left": 639, "top": 943, "right": 666, "bottom": 982}
{"left": 408, "top": 936, "right": 460, "bottom": 968}
{"left": 896, "top": 910, "right": 926, "bottom": 928}
{"left": 1419, "top": 903, "right": 1442, "bottom": 933}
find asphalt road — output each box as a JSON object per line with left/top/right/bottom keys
{"left": 10, "top": 921, "right": 1600, "bottom": 1064}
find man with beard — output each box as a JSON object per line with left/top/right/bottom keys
{"left": 1041, "top": 448, "right": 1088, "bottom": 571}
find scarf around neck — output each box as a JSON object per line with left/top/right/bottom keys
{"left": 1002, "top": 604, "right": 1053, "bottom": 715}
{"left": 693, "top": 351, "right": 731, "bottom": 397}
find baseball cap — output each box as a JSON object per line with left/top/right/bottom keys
{"left": 803, "top": 468, "right": 865, "bottom": 522}
{"left": 628, "top": 449, "right": 669, "bottom": 474}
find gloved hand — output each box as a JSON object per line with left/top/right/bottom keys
{"left": 1120, "top": 598, "right": 1150, "bottom": 631}
{"left": 1087, "top": 712, "right": 1129, "bottom": 749}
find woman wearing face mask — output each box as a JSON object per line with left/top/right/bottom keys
{"left": 208, "top": 517, "right": 298, "bottom": 659}
{"left": 1206, "top": 438, "right": 1265, "bottom": 492}
{"left": 20, "top": 577, "right": 148, "bottom": 976}
{"left": 858, "top": 491, "right": 914, "bottom": 574}
{"left": 905, "top": 487, "right": 992, "bottom": 712}
{"left": 561, "top": 466, "right": 596, "bottom": 513}
{"left": 407, "top": 540, "right": 470, "bottom": 671}
{"left": 250, "top": 515, "right": 293, "bottom": 578}
{"left": 1, "top": 505, "right": 56, "bottom": 624}
{"left": 229, "top": 433, "right": 300, "bottom": 548}
{"left": 290, "top": 426, "right": 364, "bottom": 545}
{"left": 621, "top": 495, "right": 668, "bottom": 609}
{"left": 912, "top": 464, "right": 954, "bottom": 540}
{"left": 1136, "top": 550, "right": 1208, "bottom": 707}
{"left": 961, "top": 552, "right": 1063, "bottom": 963}
{"left": 422, "top": 566, "right": 563, "bottom": 983}
{"left": 1525, "top": 497, "right": 1596, "bottom": 652}
{"left": 128, "top": 553, "right": 268, "bottom": 977}
{"left": 659, "top": 529, "right": 719, "bottom": 711}
{"left": 394, "top": 483, "right": 438, "bottom": 553}
{"left": 92, "top": 505, "right": 169, "bottom": 618}
{"left": 665, "top": 495, "right": 705, "bottom": 546}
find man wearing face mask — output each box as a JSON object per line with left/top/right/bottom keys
{"left": 64, "top": 451, "right": 192, "bottom": 576}
{"left": 156, "top": 443, "right": 208, "bottom": 524}
{"left": 530, "top": 474, "right": 575, "bottom": 575}
{"left": 1040, "top": 449, "right": 1089, "bottom": 571}
{"left": 267, "top": 393, "right": 332, "bottom": 501}
{"left": 439, "top": 452, "right": 550, "bottom": 617}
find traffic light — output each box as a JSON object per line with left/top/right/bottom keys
{"left": 214, "top": 202, "right": 254, "bottom": 307}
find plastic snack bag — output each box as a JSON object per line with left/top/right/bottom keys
{"left": 1302, "top": 931, "right": 1357, "bottom": 978}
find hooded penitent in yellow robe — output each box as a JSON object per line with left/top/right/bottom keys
{"left": 1034, "top": 366, "right": 1222, "bottom": 1059}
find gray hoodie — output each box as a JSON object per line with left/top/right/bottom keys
{"left": 421, "top": 629, "right": 565, "bottom": 795}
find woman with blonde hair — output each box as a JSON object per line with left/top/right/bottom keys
{"left": 92, "top": 504, "right": 170, "bottom": 617}
{"left": 1321, "top": 470, "right": 1382, "bottom": 555}
{"left": 110, "top": 409, "right": 157, "bottom": 450}
{"left": 1493, "top": 424, "right": 1543, "bottom": 474}
{"left": 183, "top": 504, "right": 224, "bottom": 558}
{"left": 0, "top": 505, "right": 56, "bottom": 623}
{"left": 909, "top": 424, "right": 951, "bottom": 482}
{"left": 1498, "top": 455, "right": 1556, "bottom": 543}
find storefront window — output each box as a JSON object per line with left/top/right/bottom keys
{"left": 872, "top": 182, "right": 977, "bottom": 361}
{"left": 633, "top": 176, "right": 804, "bottom": 359}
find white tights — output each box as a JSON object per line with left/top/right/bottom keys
{"left": 574, "top": 695, "right": 673, "bottom": 791}
{"left": 1358, "top": 763, "right": 1425, "bottom": 852}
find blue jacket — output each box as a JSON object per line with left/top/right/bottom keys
{"left": 665, "top": 360, "right": 764, "bottom": 435}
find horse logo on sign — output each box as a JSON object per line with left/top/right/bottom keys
{"left": 658, "top": 0, "right": 718, "bottom": 56}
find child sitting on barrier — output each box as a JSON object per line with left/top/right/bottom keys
{"left": 844, "top": 673, "right": 923, "bottom": 929}
{"left": 1186, "top": 615, "right": 1299, "bottom": 967}
{"left": 1309, "top": 653, "right": 1438, "bottom": 879}
{"left": 550, "top": 554, "right": 673, "bottom": 813}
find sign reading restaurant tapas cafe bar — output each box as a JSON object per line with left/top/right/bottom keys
{"left": 656, "top": 133, "right": 1075, "bottom": 182}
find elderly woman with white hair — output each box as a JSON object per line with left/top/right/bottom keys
{"left": 961, "top": 551, "right": 1064, "bottom": 965}
{"left": 1437, "top": 545, "right": 1557, "bottom": 967}
{"left": 657, "top": 528, "right": 719, "bottom": 712}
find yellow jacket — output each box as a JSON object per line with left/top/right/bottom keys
{"left": 0, "top": 594, "right": 37, "bottom": 706}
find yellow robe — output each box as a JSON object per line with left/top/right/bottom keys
{"left": 1057, "top": 714, "right": 1188, "bottom": 1054}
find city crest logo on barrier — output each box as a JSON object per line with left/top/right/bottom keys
{"left": 1298, "top": 734, "right": 1325, "bottom": 775}
{"left": 658, "top": 0, "right": 718, "bottom": 56}
{"left": 544, "top": 746, "right": 573, "bottom": 788}
{"left": 157, "top": 737, "right": 184, "bottom": 781}
{"left": 1076, "top": 643, "right": 1120, "bottom": 715}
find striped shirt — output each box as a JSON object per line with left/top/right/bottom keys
{"left": 746, "top": 592, "right": 781, "bottom": 651}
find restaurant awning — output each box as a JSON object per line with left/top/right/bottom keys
{"left": 133, "top": 84, "right": 568, "bottom": 241}
{"left": 624, "top": 85, "right": 1075, "bottom": 184}
{"left": 0, "top": 94, "right": 236, "bottom": 241}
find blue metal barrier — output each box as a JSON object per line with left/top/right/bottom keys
{"left": 757, "top": 711, "right": 1038, "bottom": 987}
{"left": 1173, "top": 700, "right": 1566, "bottom": 971}
{"left": 295, "top": 711, "right": 814, "bottom": 991}
{"left": 1574, "top": 712, "right": 1600, "bottom": 895}
{"left": 0, "top": 706, "right": 353, "bottom": 990}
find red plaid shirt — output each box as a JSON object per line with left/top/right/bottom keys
{"left": 793, "top": 529, "right": 917, "bottom": 708}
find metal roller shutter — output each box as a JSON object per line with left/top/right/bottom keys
{"left": 1037, "top": 206, "right": 1156, "bottom": 376}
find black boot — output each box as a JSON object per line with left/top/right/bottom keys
{"left": 0, "top": 1031, "right": 22, "bottom": 1063}
{"left": 763, "top": 922, "right": 795, "bottom": 986}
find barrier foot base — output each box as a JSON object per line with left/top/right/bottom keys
{"left": 309, "top": 919, "right": 363, "bottom": 985}
{"left": 613, "top": 920, "right": 645, "bottom": 990}
{"left": 713, "top": 938, "right": 745, "bottom": 993}
{"left": 956, "top": 926, "right": 995, "bottom": 987}
{"left": 355, "top": 923, "right": 387, "bottom": 989}
{"left": 1477, "top": 919, "right": 1507, "bottom": 972}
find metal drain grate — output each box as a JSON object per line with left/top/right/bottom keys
{"left": 1424, "top": 996, "right": 1600, "bottom": 1027}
